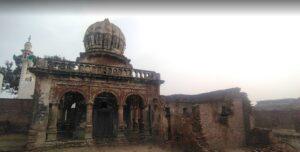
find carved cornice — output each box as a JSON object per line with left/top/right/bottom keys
{"left": 29, "top": 66, "right": 164, "bottom": 85}
{"left": 77, "top": 51, "right": 131, "bottom": 65}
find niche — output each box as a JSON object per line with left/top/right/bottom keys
{"left": 219, "top": 105, "right": 233, "bottom": 125}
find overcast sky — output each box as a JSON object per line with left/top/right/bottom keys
{"left": 0, "top": 3, "right": 299, "bottom": 103}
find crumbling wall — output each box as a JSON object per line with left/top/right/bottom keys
{"left": 26, "top": 76, "right": 52, "bottom": 149}
{"left": 160, "top": 88, "right": 251, "bottom": 151}
{"left": 254, "top": 110, "right": 300, "bottom": 131}
{"left": 0, "top": 98, "right": 33, "bottom": 134}
{"left": 149, "top": 98, "right": 169, "bottom": 143}
{"left": 164, "top": 104, "right": 210, "bottom": 151}
{"left": 198, "top": 99, "right": 246, "bottom": 150}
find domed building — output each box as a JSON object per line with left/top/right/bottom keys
{"left": 78, "top": 19, "right": 131, "bottom": 67}
{"left": 27, "top": 19, "right": 164, "bottom": 148}
{"left": 22, "top": 19, "right": 253, "bottom": 152}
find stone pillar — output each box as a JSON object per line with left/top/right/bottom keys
{"left": 143, "top": 106, "right": 149, "bottom": 132}
{"left": 130, "top": 106, "right": 134, "bottom": 130}
{"left": 116, "top": 104, "right": 127, "bottom": 144}
{"left": 85, "top": 102, "right": 93, "bottom": 139}
{"left": 133, "top": 106, "right": 139, "bottom": 130}
{"left": 139, "top": 107, "right": 144, "bottom": 132}
{"left": 47, "top": 102, "right": 59, "bottom": 141}
{"left": 118, "top": 105, "right": 125, "bottom": 130}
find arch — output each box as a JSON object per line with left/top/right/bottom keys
{"left": 92, "top": 89, "right": 120, "bottom": 105}
{"left": 56, "top": 88, "right": 88, "bottom": 103}
{"left": 124, "top": 93, "right": 146, "bottom": 107}
{"left": 125, "top": 94, "right": 145, "bottom": 108}
{"left": 94, "top": 92, "right": 118, "bottom": 108}
{"left": 57, "top": 91, "right": 87, "bottom": 140}
{"left": 93, "top": 92, "right": 118, "bottom": 139}
{"left": 124, "top": 94, "right": 145, "bottom": 132}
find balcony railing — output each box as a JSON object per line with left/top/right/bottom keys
{"left": 33, "top": 59, "right": 161, "bottom": 80}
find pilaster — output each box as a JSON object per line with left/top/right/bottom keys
{"left": 118, "top": 104, "right": 125, "bottom": 130}
{"left": 85, "top": 102, "right": 93, "bottom": 139}
{"left": 46, "top": 102, "right": 59, "bottom": 141}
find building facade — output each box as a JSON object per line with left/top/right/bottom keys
{"left": 19, "top": 19, "right": 254, "bottom": 151}
{"left": 27, "top": 19, "right": 164, "bottom": 148}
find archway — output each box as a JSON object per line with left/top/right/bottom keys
{"left": 57, "top": 91, "right": 86, "bottom": 140}
{"left": 93, "top": 92, "right": 118, "bottom": 139}
{"left": 124, "top": 94, "right": 145, "bottom": 132}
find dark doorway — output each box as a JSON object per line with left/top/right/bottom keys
{"left": 93, "top": 92, "right": 118, "bottom": 139}
{"left": 57, "top": 92, "right": 86, "bottom": 140}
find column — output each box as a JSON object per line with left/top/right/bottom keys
{"left": 129, "top": 106, "right": 133, "bottom": 130}
{"left": 47, "top": 102, "right": 59, "bottom": 141}
{"left": 118, "top": 104, "right": 125, "bottom": 130}
{"left": 138, "top": 107, "right": 144, "bottom": 132}
{"left": 85, "top": 102, "right": 93, "bottom": 139}
{"left": 133, "top": 106, "right": 139, "bottom": 130}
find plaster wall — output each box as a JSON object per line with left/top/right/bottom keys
{"left": 18, "top": 60, "right": 36, "bottom": 99}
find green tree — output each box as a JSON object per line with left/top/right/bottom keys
{"left": 2, "top": 61, "right": 14, "bottom": 89}
{"left": 0, "top": 54, "right": 63, "bottom": 90}
{"left": 11, "top": 55, "right": 23, "bottom": 90}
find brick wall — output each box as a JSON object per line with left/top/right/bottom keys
{"left": 0, "top": 98, "right": 33, "bottom": 134}
{"left": 254, "top": 110, "right": 300, "bottom": 130}
{"left": 198, "top": 100, "right": 246, "bottom": 150}
{"left": 161, "top": 88, "right": 251, "bottom": 151}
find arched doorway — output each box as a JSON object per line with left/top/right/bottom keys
{"left": 124, "top": 94, "right": 144, "bottom": 132}
{"left": 57, "top": 91, "right": 86, "bottom": 140}
{"left": 93, "top": 92, "right": 118, "bottom": 139}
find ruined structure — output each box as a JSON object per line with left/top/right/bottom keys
{"left": 254, "top": 98, "right": 300, "bottom": 132}
{"left": 3, "top": 19, "right": 256, "bottom": 151}
{"left": 159, "top": 88, "right": 252, "bottom": 151}
{"left": 26, "top": 19, "right": 164, "bottom": 149}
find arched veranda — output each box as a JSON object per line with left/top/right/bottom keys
{"left": 57, "top": 91, "right": 87, "bottom": 140}
{"left": 124, "top": 94, "right": 145, "bottom": 132}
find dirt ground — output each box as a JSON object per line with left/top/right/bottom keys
{"left": 0, "top": 134, "right": 27, "bottom": 151}
{"left": 46, "top": 144, "right": 172, "bottom": 152}
{"left": 0, "top": 134, "right": 297, "bottom": 152}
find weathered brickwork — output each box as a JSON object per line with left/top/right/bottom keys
{"left": 254, "top": 110, "right": 300, "bottom": 131}
{"left": 160, "top": 88, "right": 252, "bottom": 151}
{"left": 0, "top": 99, "right": 33, "bottom": 134}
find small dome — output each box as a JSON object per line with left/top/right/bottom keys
{"left": 24, "top": 41, "right": 32, "bottom": 51}
{"left": 83, "top": 19, "right": 126, "bottom": 55}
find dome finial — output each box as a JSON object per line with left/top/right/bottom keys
{"left": 104, "top": 18, "right": 110, "bottom": 23}
{"left": 28, "top": 35, "right": 31, "bottom": 42}
{"left": 24, "top": 35, "right": 32, "bottom": 51}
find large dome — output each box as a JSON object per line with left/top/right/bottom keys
{"left": 83, "top": 19, "right": 126, "bottom": 55}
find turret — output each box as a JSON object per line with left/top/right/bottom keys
{"left": 17, "top": 36, "right": 36, "bottom": 99}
